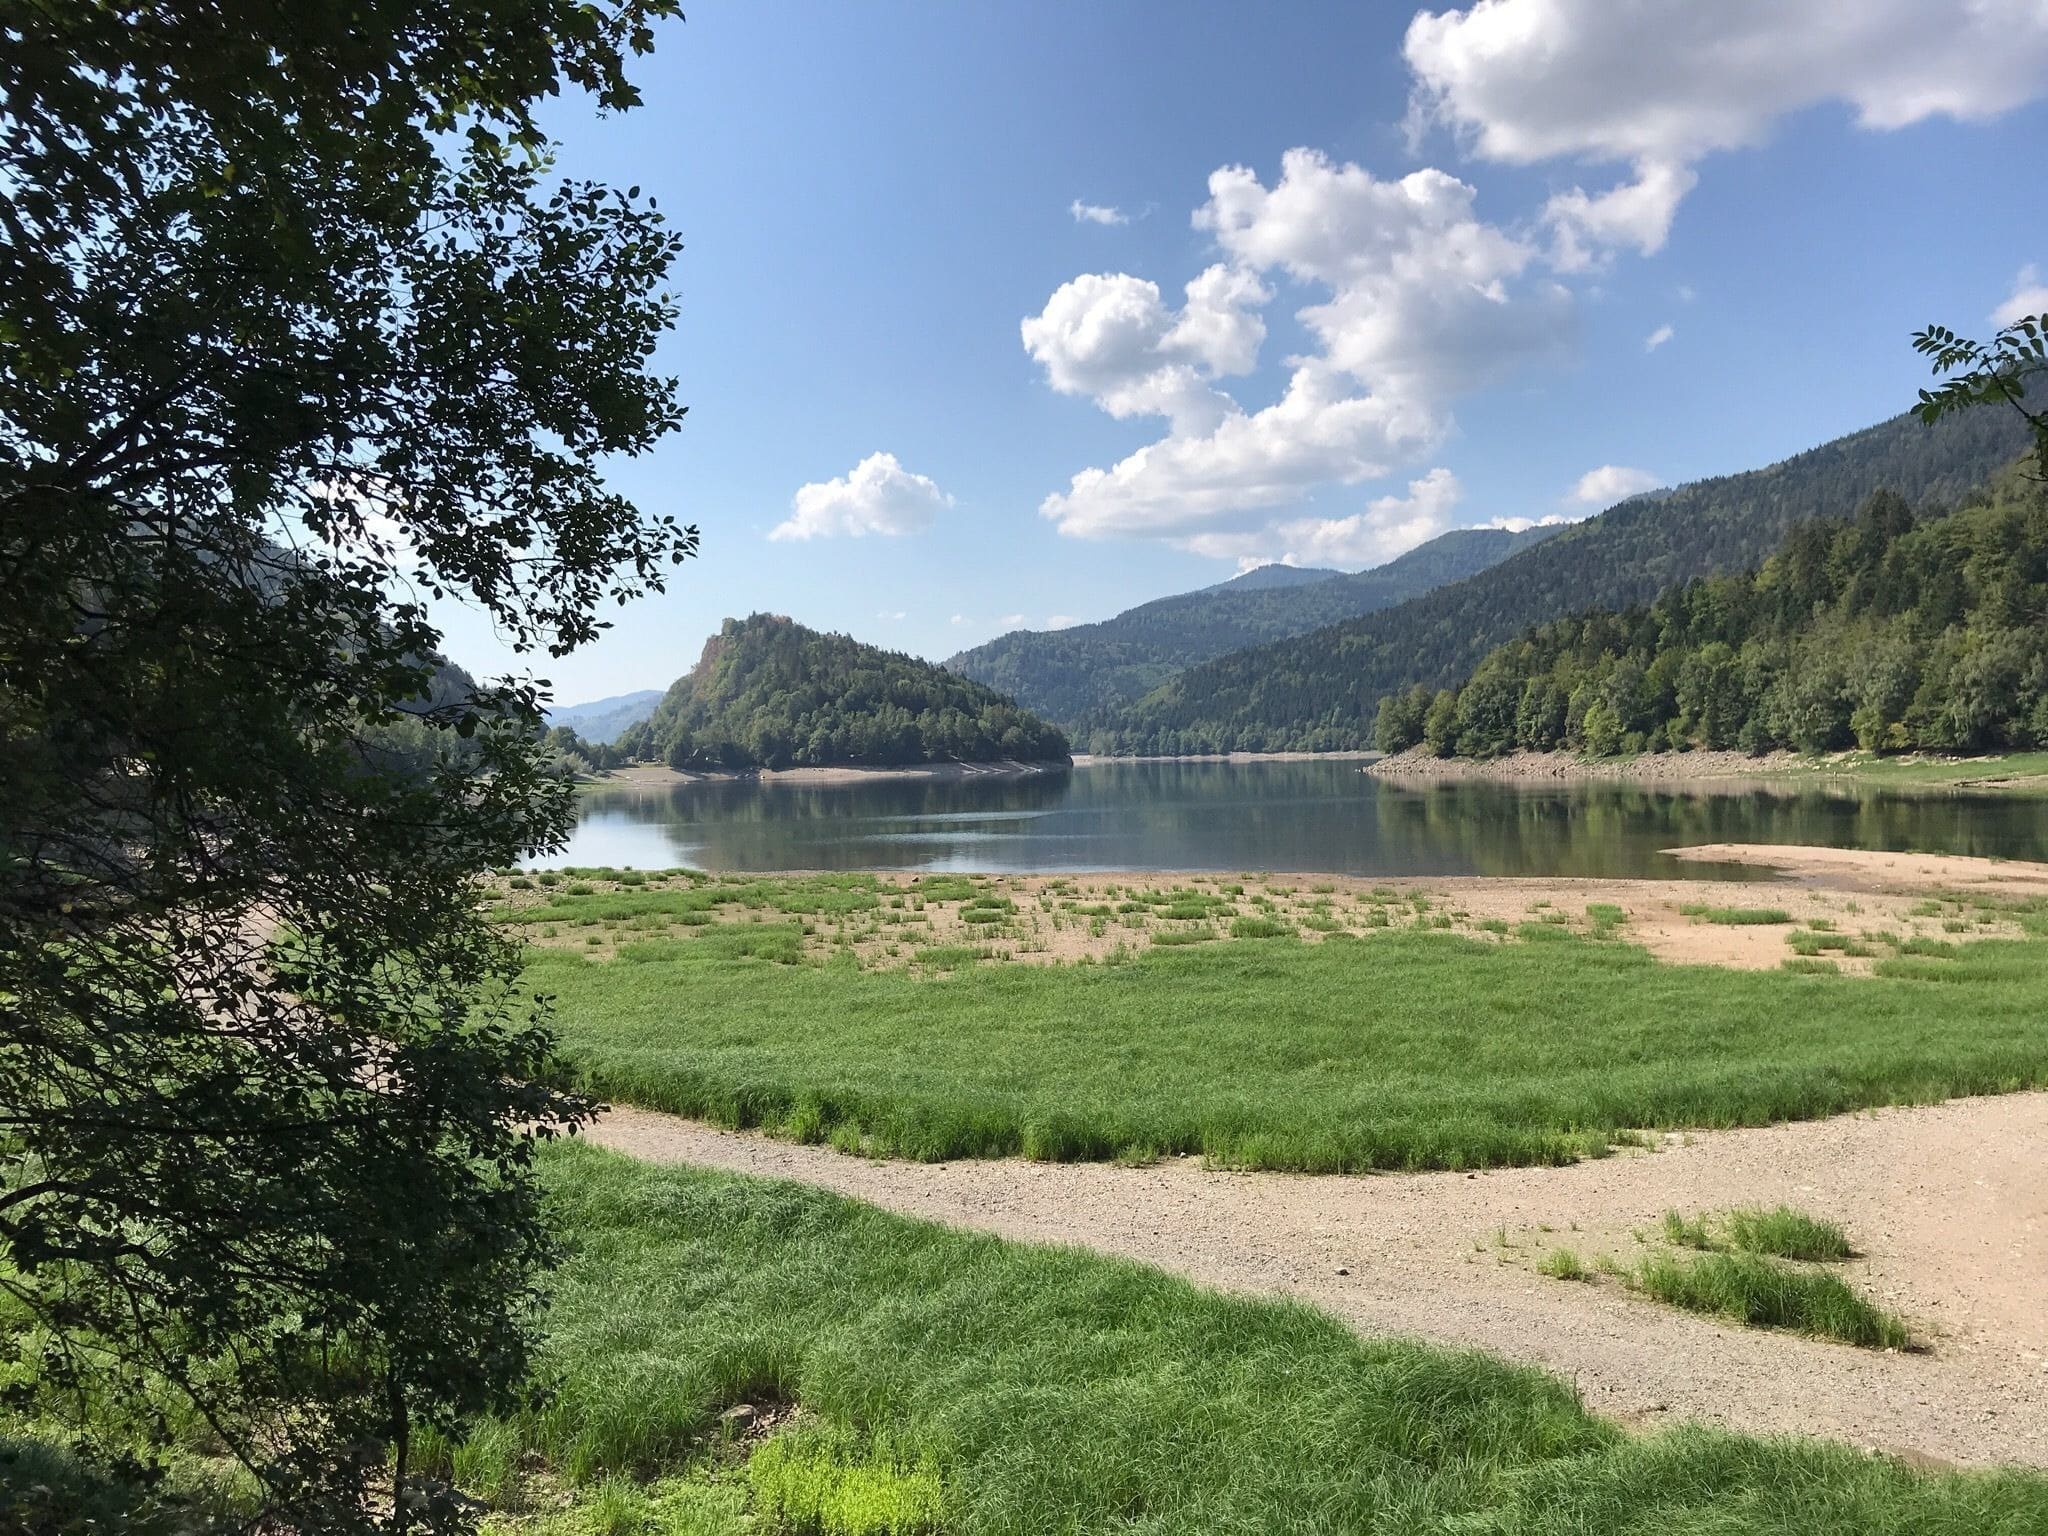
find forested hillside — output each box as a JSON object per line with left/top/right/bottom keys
{"left": 618, "top": 614, "right": 1070, "bottom": 769}
{"left": 1096, "top": 400, "right": 2033, "bottom": 754}
{"left": 1377, "top": 476, "right": 2048, "bottom": 759}
{"left": 947, "top": 525, "right": 1556, "bottom": 724}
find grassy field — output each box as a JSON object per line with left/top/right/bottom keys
{"left": 1766, "top": 750, "right": 2048, "bottom": 793}
{"left": 441, "top": 1144, "right": 2045, "bottom": 1534}
{"left": 509, "top": 876, "right": 2048, "bottom": 1171}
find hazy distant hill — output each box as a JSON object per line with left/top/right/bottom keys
{"left": 618, "top": 614, "right": 1069, "bottom": 770}
{"left": 945, "top": 525, "right": 1557, "bottom": 725}
{"left": 546, "top": 688, "right": 663, "bottom": 743}
{"left": 1096, "top": 400, "right": 2034, "bottom": 755}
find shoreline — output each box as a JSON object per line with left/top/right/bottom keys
{"left": 1366, "top": 746, "right": 2048, "bottom": 792}
{"left": 1070, "top": 750, "right": 1380, "bottom": 766}
{"left": 584, "top": 758, "right": 1072, "bottom": 790}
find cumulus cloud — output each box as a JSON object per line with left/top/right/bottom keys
{"left": 1029, "top": 150, "right": 1569, "bottom": 552}
{"left": 1567, "top": 464, "right": 1661, "bottom": 508}
{"left": 1994, "top": 264, "right": 2048, "bottom": 327}
{"left": 1044, "top": 615, "right": 1081, "bottom": 630}
{"left": 1070, "top": 199, "right": 1128, "bottom": 226}
{"left": 1181, "top": 468, "right": 1464, "bottom": 570}
{"left": 1021, "top": 266, "right": 1270, "bottom": 435}
{"left": 1405, "top": 2, "right": 2048, "bottom": 262}
{"left": 1645, "top": 323, "right": 1674, "bottom": 352}
{"left": 771, "top": 453, "right": 952, "bottom": 541}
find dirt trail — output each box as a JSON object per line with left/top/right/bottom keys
{"left": 588, "top": 1092, "right": 2048, "bottom": 1470}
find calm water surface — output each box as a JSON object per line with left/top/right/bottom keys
{"left": 535, "top": 760, "right": 2048, "bottom": 879}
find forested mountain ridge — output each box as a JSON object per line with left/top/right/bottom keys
{"left": 1096, "top": 399, "right": 2034, "bottom": 755}
{"left": 947, "top": 524, "right": 1558, "bottom": 725}
{"left": 617, "top": 614, "right": 1070, "bottom": 770}
{"left": 1379, "top": 473, "right": 2048, "bottom": 759}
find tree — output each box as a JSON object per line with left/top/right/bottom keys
{"left": 2, "top": 6, "right": 691, "bottom": 1534}
{"left": 1913, "top": 312, "right": 2048, "bottom": 478}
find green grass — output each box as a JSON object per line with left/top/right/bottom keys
{"left": 522, "top": 893, "right": 2048, "bottom": 1172}
{"left": 1536, "top": 1248, "right": 1590, "bottom": 1281}
{"left": 1724, "top": 1205, "right": 1853, "bottom": 1262}
{"left": 1633, "top": 1251, "right": 1911, "bottom": 1350}
{"left": 1677, "top": 905, "right": 1792, "bottom": 925}
{"left": 1767, "top": 749, "right": 2048, "bottom": 794}
{"left": 444, "top": 1146, "right": 2038, "bottom": 1534}
{"left": 1661, "top": 1210, "right": 1715, "bottom": 1250}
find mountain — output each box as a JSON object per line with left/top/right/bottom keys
{"left": 546, "top": 688, "right": 663, "bottom": 744}
{"left": 1097, "top": 400, "right": 2034, "bottom": 755}
{"left": 1205, "top": 563, "right": 1345, "bottom": 593}
{"left": 1383, "top": 472, "right": 2048, "bottom": 758}
{"left": 617, "top": 614, "right": 1070, "bottom": 770}
{"left": 945, "top": 525, "right": 1560, "bottom": 726}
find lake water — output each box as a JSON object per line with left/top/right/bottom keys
{"left": 537, "top": 759, "right": 2048, "bottom": 879}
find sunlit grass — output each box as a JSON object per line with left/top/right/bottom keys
{"left": 519, "top": 884, "right": 2048, "bottom": 1172}
{"left": 448, "top": 1146, "right": 2040, "bottom": 1534}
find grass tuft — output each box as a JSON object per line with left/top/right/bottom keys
{"left": 1634, "top": 1252, "right": 1910, "bottom": 1349}
{"left": 1724, "top": 1205, "right": 1852, "bottom": 1262}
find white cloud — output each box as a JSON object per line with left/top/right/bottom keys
{"left": 1487, "top": 513, "right": 1572, "bottom": 533}
{"left": 876, "top": 610, "right": 907, "bottom": 621}
{"left": 1181, "top": 468, "right": 1464, "bottom": 570}
{"left": 1405, "top": 2, "right": 2048, "bottom": 262}
{"left": 1030, "top": 150, "right": 1570, "bottom": 552}
{"left": 771, "top": 452, "right": 953, "bottom": 541}
{"left": 1044, "top": 615, "right": 1081, "bottom": 630}
{"left": 1645, "top": 323, "right": 1674, "bottom": 352}
{"left": 1567, "top": 464, "right": 1661, "bottom": 507}
{"left": 1070, "top": 199, "right": 1129, "bottom": 226}
{"left": 1994, "top": 264, "right": 2048, "bottom": 327}
{"left": 998, "top": 613, "right": 1026, "bottom": 628}
{"left": 1021, "top": 266, "right": 1270, "bottom": 435}
{"left": 948, "top": 613, "right": 967, "bottom": 625}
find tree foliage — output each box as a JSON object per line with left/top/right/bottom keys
{"left": 2, "top": 5, "right": 690, "bottom": 1533}
{"left": 1099, "top": 401, "right": 2032, "bottom": 755}
{"left": 947, "top": 526, "right": 1555, "bottom": 727}
{"left": 621, "top": 615, "right": 1070, "bottom": 770}
{"left": 1377, "top": 479, "right": 2048, "bottom": 759}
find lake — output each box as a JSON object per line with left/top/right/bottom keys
{"left": 536, "top": 759, "right": 2048, "bottom": 879}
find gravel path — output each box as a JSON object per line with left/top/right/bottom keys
{"left": 588, "top": 1092, "right": 2048, "bottom": 1469}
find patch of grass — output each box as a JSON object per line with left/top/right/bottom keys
{"left": 910, "top": 945, "right": 993, "bottom": 972}
{"left": 521, "top": 878, "right": 2048, "bottom": 1173}
{"left": 1678, "top": 905, "right": 1792, "bottom": 926}
{"left": 1537, "top": 1248, "right": 1590, "bottom": 1281}
{"left": 747, "top": 1438, "right": 945, "bottom": 1535}
{"left": 1724, "top": 1206, "right": 1852, "bottom": 1262}
{"left": 1781, "top": 957, "right": 1840, "bottom": 976}
{"left": 1149, "top": 925, "right": 1217, "bottom": 947}
{"left": 1661, "top": 1210, "right": 1714, "bottom": 1250}
{"left": 1228, "top": 915, "right": 1293, "bottom": 940}
{"left": 1633, "top": 1252, "right": 1911, "bottom": 1349}
{"left": 438, "top": 1147, "right": 2041, "bottom": 1535}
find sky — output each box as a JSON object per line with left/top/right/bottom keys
{"left": 427, "top": 1, "right": 2048, "bottom": 707}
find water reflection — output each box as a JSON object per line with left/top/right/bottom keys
{"left": 535, "top": 759, "right": 2048, "bottom": 878}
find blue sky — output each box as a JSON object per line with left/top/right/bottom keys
{"left": 429, "top": 2, "right": 2048, "bottom": 706}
